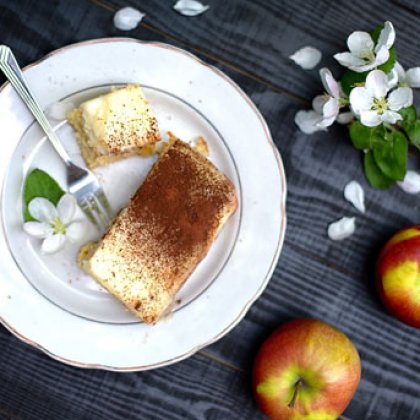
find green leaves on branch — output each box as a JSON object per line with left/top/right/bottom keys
{"left": 23, "top": 168, "right": 65, "bottom": 222}
{"left": 364, "top": 151, "right": 394, "bottom": 190}
{"left": 399, "top": 106, "right": 420, "bottom": 150}
{"left": 373, "top": 131, "right": 407, "bottom": 181}
{"left": 349, "top": 122, "right": 408, "bottom": 189}
{"left": 350, "top": 121, "right": 381, "bottom": 149}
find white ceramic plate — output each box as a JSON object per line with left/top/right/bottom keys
{"left": 0, "top": 38, "right": 286, "bottom": 370}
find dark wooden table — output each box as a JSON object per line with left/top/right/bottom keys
{"left": 1, "top": 0, "right": 420, "bottom": 418}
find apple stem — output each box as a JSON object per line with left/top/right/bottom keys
{"left": 288, "top": 378, "right": 303, "bottom": 409}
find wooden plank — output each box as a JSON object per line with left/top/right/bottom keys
{"left": 101, "top": 0, "right": 420, "bottom": 101}
{"left": 0, "top": 328, "right": 263, "bottom": 419}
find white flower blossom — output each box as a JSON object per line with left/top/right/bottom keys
{"left": 318, "top": 68, "right": 353, "bottom": 127}
{"left": 334, "top": 21, "right": 395, "bottom": 73}
{"left": 349, "top": 69, "right": 413, "bottom": 127}
{"left": 392, "top": 62, "right": 420, "bottom": 88}
{"left": 23, "top": 194, "right": 87, "bottom": 254}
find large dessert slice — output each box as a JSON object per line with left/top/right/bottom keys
{"left": 79, "top": 136, "right": 238, "bottom": 324}
{"left": 68, "top": 84, "right": 160, "bottom": 169}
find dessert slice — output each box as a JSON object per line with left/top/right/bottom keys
{"left": 68, "top": 84, "right": 160, "bottom": 169}
{"left": 79, "top": 136, "right": 238, "bottom": 324}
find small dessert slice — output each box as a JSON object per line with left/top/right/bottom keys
{"left": 79, "top": 136, "right": 238, "bottom": 324}
{"left": 68, "top": 84, "right": 160, "bottom": 169}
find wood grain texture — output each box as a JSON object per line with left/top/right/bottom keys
{"left": 0, "top": 0, "right": 420, "bottom": 419}
{"left": 105, "top": 0, "right": 420, "bottom": 101}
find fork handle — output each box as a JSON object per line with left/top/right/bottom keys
{"left": 0, "top": 45, "right": 72, "bottom": 165}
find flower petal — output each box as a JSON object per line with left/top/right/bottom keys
{"left": 23, "top": 222, "right": 53, "bottom": 238}
{"left": 336, "top": 112, "right": 354, "bottom": 124}
{"left": 344, "top": 180, "right": 365, "bottom": 213}
{"left": 381, "top": 110, "right": 402, "bottom": 124}
{"left": 66, "top": 222, "right": 87, "bottom": 243}
{"left": 113, "top": 7, "right": 145, "bottom": 31}
{"left": 312, "top": 95, "right": 327, "bottom": 114}
{"left": 349, "top": 47, "right": 389, "bottom": 73}
{"left": 333, "top": 52, "right": 365, "bottom": 68}
{"left": 349, "top": 87, "right": 373, "bottom": 114}
{"left": 327, "top": 217, "right": 356, "bottom": 241}
{"left": 317, "top": 97, "right": 339, "bottom": 128}
{"left": 295, "top": 110, "right": 324, "bottom": 134}
{"left": 57, "top": 194, "right": 77, "bottom": 224}
{"left": 405, "top": 68, "right": 420, "bottom": 88}
{"left": 319, "top": 68, "right": 340, "bottom": 98}
{"left": 360, "top": 110, "right": 382, "bottom": 127}
{"left": 397, "top": 170, "right": 420, "bottom": 194}
{"left": 394, "top": 62, "right": 406, "bottom": 82}
{"left": 365, "top": 69, "right": 389, "bottom": 99}
{"left": 41, "top": 234, "right": 66, "bottom": 254}
{"left": 372, "top": 45, "right": 390, "bottom": 67}
{"left": 347, "top": 31, "right": 374, "bottom": 58}
{"left": 388, "top": 87, "right": 413, "bottom": 111}
{"left": 28, "top": 197, "right": 58, "bottom": 223}
{"left": 289, "top": 46, "right": 322, "bottom": 70}
{"left": 375, "top": 21, "right": 395, "bottom": 52}
{"left": 173, "top": 0, "right": 210, "bottom": 16}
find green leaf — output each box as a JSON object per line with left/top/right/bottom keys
{"left": 370, "top": 24, "right": 383, "bottom": 43}
{"left": 349, "top": 122, "right": 384, "bottom": 150}
{"left": 405, "top": 120, "right": 420, "bottom": 149}
{"left": 23, "top": 169, "right": 65, "bottom": 222}
{"left": 399, "top": 105, "right": 417, "bottom": 127}
{"left": 341, "top": 70, "right": 367, "bottom": 96}
{"left": 377, "top": 47, "right": 396, "bottom": 74}
{"left": 364, "top": 151, "right": 394, "bottom": 189}
{"left": 373, "top": 131, "right": 408, "bottom": 181}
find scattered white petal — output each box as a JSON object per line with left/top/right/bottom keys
{"left": 290, "top": 46, "right": 322, "bottom": 70}
{"left": 66, "top": 222, "right": 87, "bottom": 243}
{"left": 344, "top": 181, "right": 365, "bottom": 213}
{"left": 45, "top": 101, "right": 74, "bottom": 121}
{"left": 23, "top": 222, "right": 53, "bottom": 238}
{"left": 173, "top": 0, "right": 210, "bottom": 16}
{"left": 113, "top": 7, "right": 145, "bottom": 31}
{"left": 41, "top": 233, "right": 66, "bottom": 254}
{"left": 57, "top": 194, "right": 76, "bottom": 225}
{"left": 295, "top": 110, "right": 323, "bottom": 134}
{"left": 336, "top": 112, "right": 354, "bottom": 124}
{"left": 397, "top": 170, "right": 420, "bottom": 194}
{"left": 328, "top": 217, "right": 356, "bottom": 241}
{"left": 405, "top": 68, "right": 420, "bottom": 88}
{"left": 28, "top": 197, "right": 58, "bottom": 224}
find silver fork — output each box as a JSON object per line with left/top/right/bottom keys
{"left": 0, "top": 45, "right": 113, "bottom": 230}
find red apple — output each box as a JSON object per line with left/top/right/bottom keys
{"left": 376, "top": 225, "right": 420, "bottom": 327}
{"left": 253, "top": 319, "right": 361, "bottom": 420}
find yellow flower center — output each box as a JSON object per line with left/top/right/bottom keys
{"left": 52, "top": 217, "right": 66, "bottom": 234}
{"left": 360, "top": 49, "right": 375, "bottom": 62}
{"left": 372, "top": 97, "right": 388, "bottom": 115}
